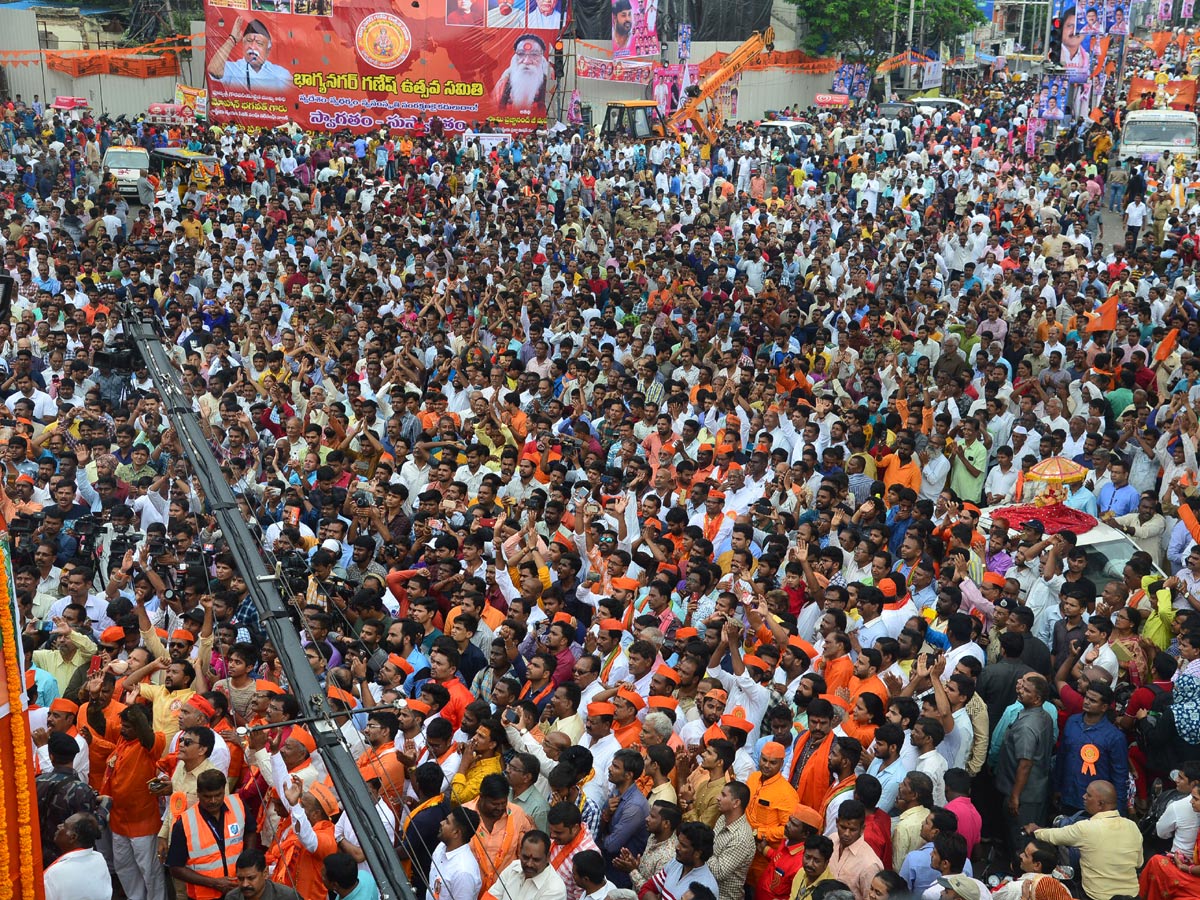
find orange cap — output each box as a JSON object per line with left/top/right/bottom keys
{"left": 598, "top": 618, "right": 624, "bottom": 632}
{"left": 49, "top": 698, "right": 78, "bottom": 715}
{"left": 760, "top": 741, "right": 786, "bottom": 760}
{"left": 587, "top": 701, "right": 616, "bottom": 717}
{"left": 327, "top": 687, "right": 357, "bottom": 707}
{"left": 170, "top": 629, "right": 195, "bottom": 643}
{"left": 611, "top": 577, "right": 640, "bottom": 592}
{"left": 648, "top": 696, "right": 678, "bottom": 711}
{"left": 256, "top": 680, "right": 285, "bottom": 695}
{"left": 406, "top": 699, "right": 431, "bottom": 716}
{"left": 387, "top": 653, "right": 414, "bottom": 676}
{"left": 787, "top": 637, "right": 817, "bottom": 659}
{"left": 289, "top": 728, "right": 317, "bottom": 754}
{"left": 675, "top": 627, "right": 699, "bottom": 640}
{"left": 982, "top": 572, "right": 1006, "bottom": 587}
{"left": 308, "top": 781, "right": 340, "bottom": 818}
{"left": 742, "top": 654, "right": 768, "bottom": 671}
{"left": 654, "top": 664, "right": 681, "bottom": 684}
{"left": 617, "top": 688, "right": 646, "bottom": 711}
{"left": 721, "top": 713, "right": 754, "bottom": 734}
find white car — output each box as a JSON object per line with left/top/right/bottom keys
{"left": 914, "top": 97, "right": 969, "bottom": 117}
{"left": 757, "top": 120, "right": 815, "bottom": 147}
{"left": 979, "top": 505, "right": 1166, "bottom": 584}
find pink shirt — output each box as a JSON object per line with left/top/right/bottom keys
{"left": 946, "top": 796, "right": 982, "bottom": 855}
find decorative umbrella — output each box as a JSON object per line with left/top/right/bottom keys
{"left": 1026, "top": 456, "right": 1088, "bottom": 484}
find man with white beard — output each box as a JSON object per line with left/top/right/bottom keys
{"left": 496, "top": 34, "right": 549, "bottom": 111}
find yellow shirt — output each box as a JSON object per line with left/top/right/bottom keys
{"left": 1036, "top": 810, "right": 1142, "bottom": 900}
{"left": 159, "top": 759, "right": 219, "bottom": 839}
{"left": 31, "top": 630, "right": 96, "bottom": 695}
{"left": 138, "top": 683, "right": 196, "bottom": 739}
{"left": 451, "top": 754, "right": 503, "bottom": 804}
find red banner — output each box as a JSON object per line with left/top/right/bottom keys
{"left": 814, "top": 92, "right": 850, "bottom": 107}
{"left": 205, "top": 0, "right": 562, "bottom": 133}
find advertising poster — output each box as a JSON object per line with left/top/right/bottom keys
{"left": 1037, "top": 74, "right": 1069, "bottom": 119}
{"left": 1026, "top": 116, "right": 1048, "bottom": 155}
{"left": 611, "top": 0, "right": 659, "bottom": 59}
{"left": 1107, "top": 0, "right": 1129, "bottom": 33}
{"left": 1054, "top": 0, "right": 1093, "bottom": 82}
{"left": 832, "top": 63, "right": 869, "bottom": 100}
{"left": 1158, "top": 0, "right": 1174, "bottom": 19}
{"left": 575, "top": 55, "right": 654, "bottom": 83}
{"left": 205, "top": 0, "right": 563, "bottom": 133}
{"left": 175, "top": 84, "right": 209, "bottom": 118}
{"left": 922, "top": 60, "right": 944, "bottom": 89}
{"left": 678, "top": 23, "right": 691, "bottom": 61}
{"left": 1185, "top": 0, "right": 1195, "bottom": 18}
{"left": 1076, "top": 3, "right": 1106, "bottom": 34}
{"left": 651, "top": 63, "right": 698, "bottom": 117}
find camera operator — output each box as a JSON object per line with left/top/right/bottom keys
{"left": 95, "top": 503, "right": 143, "bottom": 582}
{"left": 302, "top": 547, "right": 344, "bottom": 614}
{"left": 45, "top": 567, "right": 113, "bottom": 632}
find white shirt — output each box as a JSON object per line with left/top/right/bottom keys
{"left": 44, "top": 848, "right": 112, "bottom": 900}
{"left": 484, "top": 858, "right": 568, "bottom": 900}
{"left": 1158, "top": 793, "right": 1200, "bottom": 855}
{"left": 427, "top": 842, "right": 482, "bottom": 900}
{"left": 914, "top": 749, "right": 948, "bottom": 806}
{"left": 168, "top": 729, "right": 231, "bottom": 775}
{"left": 335, "top": 796, "right": 397, "bottom": 872}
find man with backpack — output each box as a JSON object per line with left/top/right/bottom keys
{"left": 35, "top": 731, "right": 101, "bottom": 864}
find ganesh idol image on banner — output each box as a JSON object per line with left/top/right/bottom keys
{"left": 205, "top": 0, "right": 563, "bottom": 132}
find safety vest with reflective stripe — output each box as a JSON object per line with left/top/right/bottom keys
{"left": 180, "top": 795, "right": 246, "bottom": 900}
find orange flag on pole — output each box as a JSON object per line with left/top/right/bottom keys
{"left": 1085, "top": 295, "right": 1118, "bottom": 333}
{"left": 1156, "top": 328, "right": 1180, "bottom": 361}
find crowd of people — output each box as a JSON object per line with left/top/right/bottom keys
{"left": 10, "top": 48, "right": 1200, "bottom": 900}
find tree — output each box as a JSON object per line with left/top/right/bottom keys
{"left": 785, "top": 0, "right": 984, "bottom": 63}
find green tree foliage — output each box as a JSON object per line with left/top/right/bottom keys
{"left": 785, "top": 0, "right": 984, "bottom": 63}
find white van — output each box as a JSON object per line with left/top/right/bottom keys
{"left": 1119, "top": 109, "right": 1199, "bottom": 162}
{"left": 102, "top": 146, "right": 150, "bottom": 200}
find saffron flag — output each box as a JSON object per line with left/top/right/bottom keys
{"left": 1156, "top": 328, "right": 1180, "bottom": 361}
{"left": 1085, "top": 295, "right": 1118, "bottom": 332}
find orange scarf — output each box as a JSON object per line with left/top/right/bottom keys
{"left": 1181, "top": 504, "right": 1200, "bottom": 545}
{"left": 788, "top": 731, "right": 834, "bottom": 810}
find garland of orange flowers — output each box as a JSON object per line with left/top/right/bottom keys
{"left": 0, "top": 538, "right": 33, "bottom": 900}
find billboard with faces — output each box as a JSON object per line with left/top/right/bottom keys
{"left": 205, "top": 0, "right": 563, "bottom": 132}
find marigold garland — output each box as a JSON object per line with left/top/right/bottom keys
{"left": 0, "top": 538, "right": 34, "bottom": 900}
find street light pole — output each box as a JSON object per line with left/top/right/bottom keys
{"left": 904, "top": 0, "right": 917, "bottom": 88}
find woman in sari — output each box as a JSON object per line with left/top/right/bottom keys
{"left": 1141, "top": 784, "right": 1200, "bottom": 900}
{"left": 1110, "top": 605, "right": 1153, "bottom": 687}
{"left": 839, "top": 692, "right": 885, "bottom": 747}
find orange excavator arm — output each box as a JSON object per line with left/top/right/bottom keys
{"left": 666, "top": 26, "right": 775, "bottom": 144}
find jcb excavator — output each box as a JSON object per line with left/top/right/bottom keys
{"left": 599, "top": 26, "right": 775, "bottom": 144}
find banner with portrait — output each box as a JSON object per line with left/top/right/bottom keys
{"left": 1026, "top": 116, "right": 1048, "bottom": 155}
{"left": 1107, "top": 0, "right": 1130, "bottom": 33}
{"left": 611, "top": 0, "right": 659, "bottom": 59}
{"left": 1037, "top": 73, "right": 1069, "bottom": 119}
{"left": 1158, "top": 0, "right": 1174, "bottom": 19}
{"left": 832, "top": 62, "right": 869, "bottom": 100}
{"left": 1183, "top": 0, "right": 1195, "bottom": 18}
{"left": 677, "top": 23, "right": 691, "bottom": 61}
{"left": 1075, "top": 3, "right": 1107, "bottom": 35}
{"left": 575, "top": 55, "right": 654, "bottom": 82}
{"left": 204, "top": 0, "right": 563, "bottom": 132}
{"left": 651, "top": 63, "right": 698, "bottom": 117}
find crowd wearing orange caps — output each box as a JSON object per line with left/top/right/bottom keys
{"left": 16, "top": 77, "right": 1200, "bottom": 900}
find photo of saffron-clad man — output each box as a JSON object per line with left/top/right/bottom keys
{"left": 495, "top": 34, "right": 550, "bottom": 111}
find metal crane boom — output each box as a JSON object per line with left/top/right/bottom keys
{"left": 120, "top": 308, "right": 416, "bottom": 900}
{"left": 667, "top": 26, "right": 775, "bottom": 143}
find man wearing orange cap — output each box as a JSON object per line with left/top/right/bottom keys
{"left": 746, "top": 741, "right": 800, "bottom": 882}
{"left": 595, "top": 619, "right": 629, "bottom": 687}
{"left": 269, "top": 775, "right": 340, "bottom": 900}
{"left": 691, "top": 486, "right": 734, "bottom": 550}
{"left": 34, "top": 696, "right": 89, "bottom": 779}
{"left": 244, "top": 722, "right": 323, "bottom": 847}
{"left": 612, "top": 688, "right": 645, "bottom": 747}
{"left": 753, "top": 804, "right": 824, "bottom": 900}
